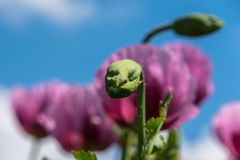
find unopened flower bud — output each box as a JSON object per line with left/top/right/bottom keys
{"left": 105, "top": 59, "right": 142, "bottom": 98}
{"left": 173, "top": 13, "right": 223, "bottom": 37}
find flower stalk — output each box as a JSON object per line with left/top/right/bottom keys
{"left": 142, "top": 13, "right": 223, "bottom": 44}
{"left": 105, "top": 59, "right": 146, "bottom": 160}
{"left": 136, "top": 73, "right": 146, "bottom": 160}
{"left": 142, "top": 23, "right": 173, "bottom": 43}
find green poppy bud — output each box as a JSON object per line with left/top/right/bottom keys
{"left": 173, "top": 13, "right": 223, "bottom": 37}
{"left": 105, "top": 59, "right": 142, "bottom": 98}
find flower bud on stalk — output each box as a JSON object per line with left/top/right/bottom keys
{"left": 173, "top": 13, "right": 223, "bottom": 37}
{"left": 105, "top": 59, "right": 146, "bottom": 160}
{"left": 142, "top": 13, "right": 223, "bottom": 43}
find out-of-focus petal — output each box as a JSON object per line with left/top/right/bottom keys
{"left": 213, "top": 102, "right": 240, "bottom": 159}
{"left": 40, "top": 84, "right": 116, "bottom": 151}
{"left": 10, "top": 81, "right": 60, "bottom": 138}
{"left": 162, "top": 42, "right": 212, "bottom": 105}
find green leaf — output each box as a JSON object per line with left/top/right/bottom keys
{"left": 159, "top": 92, "right": 173, "bottom": 120}
{"left": 145, "top": 118, "right": 166, "bottom": 156}
{"left": 155, "top": 130, "right": 180, "bottom": 160}
{"left": 72, "top": 150, "right": 97, "bottom": 160}
{"left": 144, "top": 92, "right": 173, "bottom": 156}
{"left": 145, "top": 117, "right": 162, "bottom": 141}
{"left": 151, "top": 135, "right": 166, "bottom": 154}
{"left": 145, "top": 92, "right": 173, "bottom": 141}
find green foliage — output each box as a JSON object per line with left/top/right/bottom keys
{"left": 145, "top": 92, "right": 172, "bottom": 142}
{"left": 144, "top": 92, "right": 173, "bottom": 158}
{"left": 72, "top": 151, "right": 97, "bottom": 160}
{"left": 145, "top": 117, "right": 164, "bottom": 142}
{"left": 155, "top": 130, "right": 180, "bottom": 160}
{"left": 150, "top": 135, "right": 166, "bottom": 154}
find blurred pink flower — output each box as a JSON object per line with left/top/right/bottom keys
{"left": 10, "top": 82, "right": 59, "bottom": 138}
{"left": 39, "top": 84, "right": 116, "bottom": 151}
{"left": 162, "top": 42, "right": 212, "bottom": 105}
{"left": 213, "top": 102, "right": 240, "bottom": 160}
{"left": 94, "top": 43, "right": 203, "bottom": 129}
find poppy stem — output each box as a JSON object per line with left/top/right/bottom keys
{"left": 142, "top": 23, "right": 173, "bottom": 44}
{"left": 136, "top": 73, "right": 146, "bottom": 160}
{"left": 28, "top": 139, "right": 41, "bottom": 160}
{"left": 121, "top": 131, "right": 134, "bottom": 160}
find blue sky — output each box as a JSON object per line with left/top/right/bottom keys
{"left": 0, "top": 0, "right": 240, "bottom": 141}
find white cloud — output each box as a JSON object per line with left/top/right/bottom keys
{"left": 0, "top": 0, "right": 96, "bottom": 26}
{"left": 181, "top": 133, "right": 228, "bottom": 160}
{"left": 0, "top": 1, "right": 144, "bottom": 27}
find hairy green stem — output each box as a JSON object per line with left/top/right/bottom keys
{"left": 137, "top": 73, "right": 146, "bottom": 160}
{"left": 142, "top": 23, "right": 173, "bottom": 44}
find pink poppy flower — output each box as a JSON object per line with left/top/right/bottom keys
{"left": 39, "top": 84, "right": 116, "bottom": 151}
{"left": 94, "top": 43, "right": 199, "bottom": 129}
{"left": 162, "top": 42, "right": 212, "bottom": 105}
{"left": 213, "top": 102, "right": 240, "bottom": 160}
{"left": 10, "top": 82, "right": 59, "bottom": 138}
